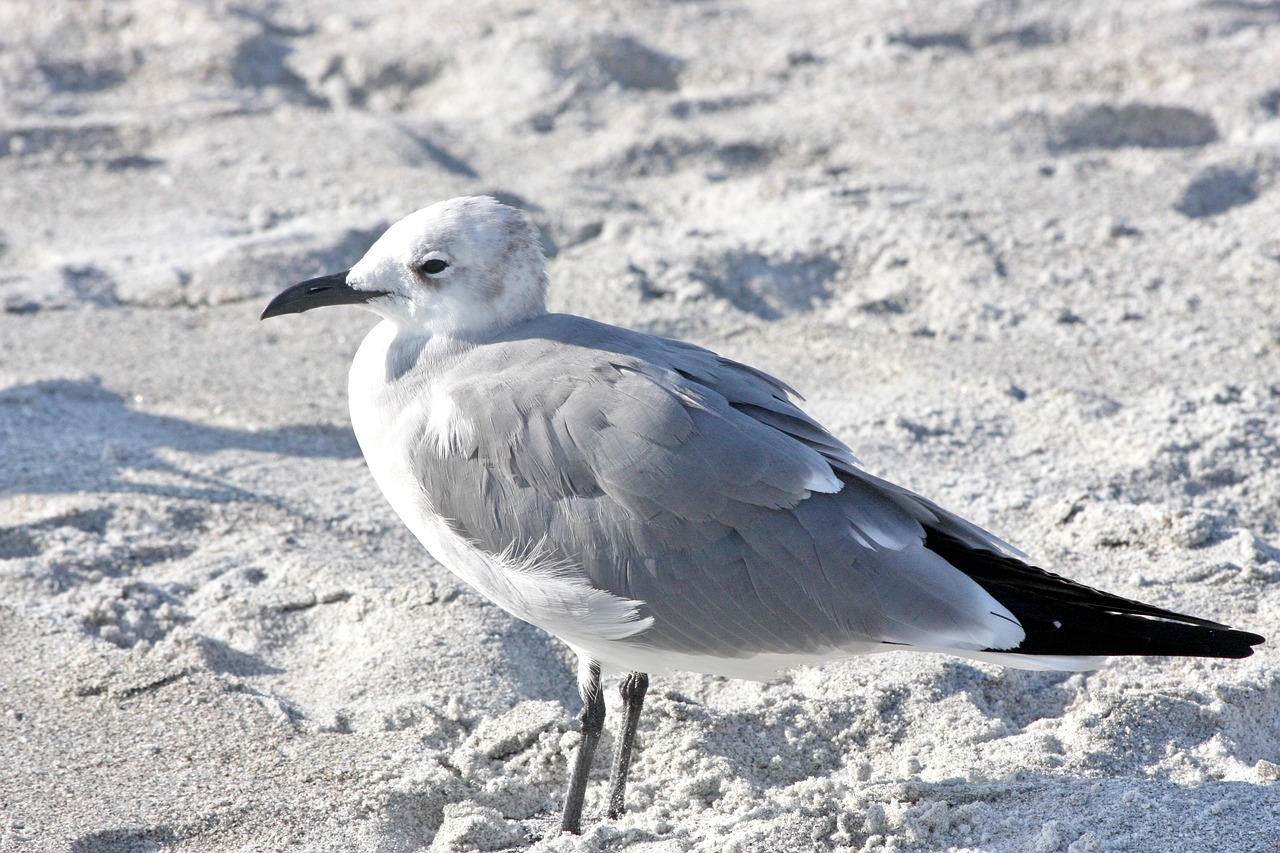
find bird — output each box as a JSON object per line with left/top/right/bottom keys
{"left": 261, "top": 196, "right": 1264, "bottom": 834}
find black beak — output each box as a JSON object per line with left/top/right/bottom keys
{"left": 260, "top": 271, "right": 387, "bottom": 320}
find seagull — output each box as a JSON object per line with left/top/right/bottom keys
{"left": 261, "top": 196, "right": 1264, "bottom": 834}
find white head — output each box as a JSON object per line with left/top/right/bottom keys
{"left": 347, "top": 196, "right": 549, "bottom": 336}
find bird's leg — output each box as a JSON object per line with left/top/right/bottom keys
{"left": 560, "top": 662, "right": 604, "bottom": 835}
{"left": 606, "top": 671, "right": 649, "bottom": 820}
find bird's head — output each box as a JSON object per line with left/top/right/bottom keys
{"left": 261, "top": 196, "right": 548, "bottom": 337}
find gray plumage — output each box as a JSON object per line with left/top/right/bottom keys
{"left": 402, "top": 313, "right": 1021, "bottom": 662}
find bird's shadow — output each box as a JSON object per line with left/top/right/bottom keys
{"left": 0, "top": 377, "right": 360, "bottom": 503}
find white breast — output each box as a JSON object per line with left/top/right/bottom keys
{"left": 347, "top": 320, "right": 653, "bottom": 656}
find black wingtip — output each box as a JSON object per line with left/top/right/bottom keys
{"left": 1214, "top": 628, "right": 1266, "bottom": 658}
{"left": 925, "top": 529, "right": 1266, "bottom": 660}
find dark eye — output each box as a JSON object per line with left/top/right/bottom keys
{"left": 420, "top": 258, "right": 449, "bottom": 275}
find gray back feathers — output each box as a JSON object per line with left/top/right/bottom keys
{"left": 403, "top": 314, "right": 1020, "bottom": 659}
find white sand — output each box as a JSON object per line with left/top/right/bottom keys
{"left": 2, "top": 2, "right": 1278, "bottom": 850}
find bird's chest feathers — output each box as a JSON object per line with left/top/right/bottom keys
{"left": 348, "top": 324, "right": 476, "bottom": 542}
{"left": 347, "top": 324, "right": 651, "bottom": 647}
{"left": 349, "top": 347, "right": 518, "bottom": 616}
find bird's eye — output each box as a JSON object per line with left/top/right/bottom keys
{"left": 420, "top": 258, "right": 449, "bottom": 275}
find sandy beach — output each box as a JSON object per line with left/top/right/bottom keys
{"left": 2, "top": 2, "right": 1278, "bottom": 850}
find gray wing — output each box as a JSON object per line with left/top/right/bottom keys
{"left": 414, "top": 314, "right": 1023, "bottom": 659}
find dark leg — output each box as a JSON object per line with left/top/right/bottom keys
{"left": 560, "top": 663, "right": 604, "bottom": 835}
{"left": 606, "top": 671, "right": 649, "bottom": 820}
